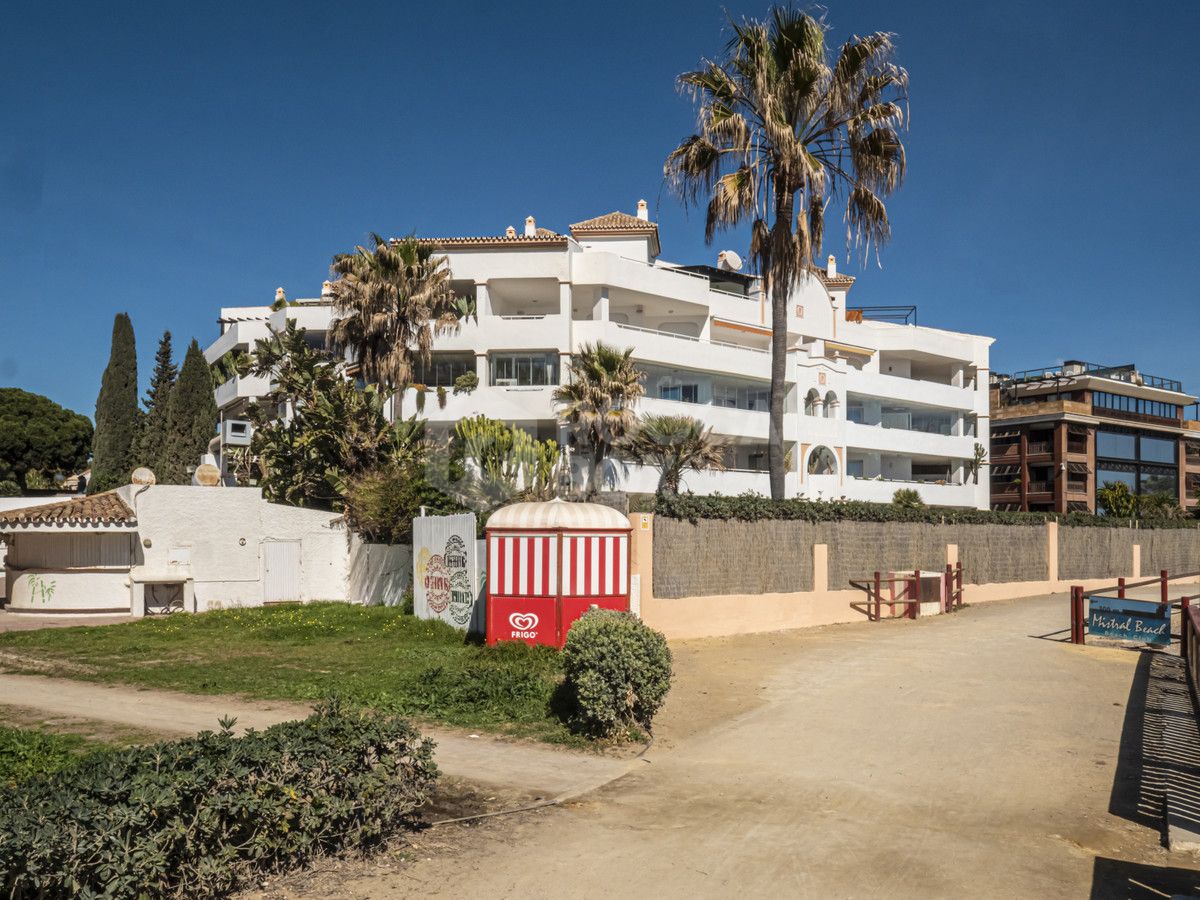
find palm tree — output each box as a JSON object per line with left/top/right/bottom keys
{"left": 552, "top": 342, "right": 645, "bottom": 494}
{"left": 326, "top": 234, "right": 460, "bottom": 414}
{"left": 620, "top": 414, "right": 729, "bottom": 494}
{"left": 665, "top": 7, "right": 908, "bottom": 500}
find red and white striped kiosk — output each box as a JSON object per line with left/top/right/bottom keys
{"left": 485, "top": 499, "right": 632, "bottom": 648}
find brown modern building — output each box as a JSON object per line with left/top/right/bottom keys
{"left": 990, "top": 361, "right": 1200, "bottom": 514}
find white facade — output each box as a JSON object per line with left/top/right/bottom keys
{"left": 206, "top": 205, "right": 993, "bottom": 508}
{"left": 0, "top": 486, "right": 412, "bottom": 614}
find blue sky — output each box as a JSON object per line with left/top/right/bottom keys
{"left": 3, "top": 0, "right": 1198, "bottom": 418}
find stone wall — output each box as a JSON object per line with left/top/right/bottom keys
{"left": 652, "top": 518, "right": 816, "bottom": 598}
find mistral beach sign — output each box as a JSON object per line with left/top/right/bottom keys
{"left": 1088, "top": 596, "right": 1171, "bottom": 646}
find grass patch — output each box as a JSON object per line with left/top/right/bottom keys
{"left": 0, "top": 604, "right": 575, "bottom": 742}
{"left": 0, "top": 724, "right": 107, "bottom": 785}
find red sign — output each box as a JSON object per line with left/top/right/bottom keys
{"left": 486, "top": 595, "right": 557, "bottom": 647}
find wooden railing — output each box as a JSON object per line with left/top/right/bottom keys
{"left": 850, "top": 563, "right": 963, "bottom": 622}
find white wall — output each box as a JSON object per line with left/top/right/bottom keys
{"left": 347, "top": 538, "right": 412, "bottom": 606}
{"left": 133, "top": 485, "right": 349, "bottom": 612}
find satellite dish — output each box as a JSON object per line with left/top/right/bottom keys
{"left": 131, "top": 467, "right": 157, "bottom": 486}
{"left": 718, "top": 250, "right": 743, "bottom": 271}
{"left": 193, "top": 464, "right": 221, "bottom": 487}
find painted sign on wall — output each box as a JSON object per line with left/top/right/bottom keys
{"left": 413, "top": 513, "right": 481, "bottom": 632}
{"left": 1088, "top": 596, "right": 1171, "bottom": 646}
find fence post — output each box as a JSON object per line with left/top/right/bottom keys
{"left": 1182, "top": 597, "right": 1191, "bottom": 662}
{"left": 912, "top": 569, "right": 921, "bottom": 620}
{"left": 1118, "top": 577, "right": 1126, "bottom": 599}
{"left": 1070, "top": 585, "right": 1085, "bottom": 644}
{"left": 944, "top": 564, "right": 953, "bottom": 614}
{"left": 1162, "top": 570, "right": 1169, "bottom": 606}
{"left": 873, "top": 571, "right": 881, "bottom": 622}
{"left": 956, "top": 561, "right": 964, "bottom": 608}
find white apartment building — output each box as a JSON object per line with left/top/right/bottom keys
{"left": 205, "top": 202, "right": 993, "bottom": 508}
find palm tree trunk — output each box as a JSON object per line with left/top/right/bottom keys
{"left": 767, "top": 186, "right": 794, "bottom": 501}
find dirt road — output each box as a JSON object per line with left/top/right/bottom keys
{"left": 323, "top": 594, "right": 1200, "bottom": 898}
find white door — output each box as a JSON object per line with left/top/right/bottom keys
{"left": 262, "top": 541, "right": 301, "bottom": 603}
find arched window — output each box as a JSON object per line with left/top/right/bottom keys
{"left": 823, "top": 391, "right": 839, "bottom": 419}
{"left": 804, "top": 388, "right": 822, "bottom": 416}
{"left": 807, "top": 446, "right": 838, "bottom": 476}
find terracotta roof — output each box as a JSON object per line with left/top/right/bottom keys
{"left": 569, "top": 211, "right": 658, "bottom": 233}
{"left": 569, "top": 212, "right": 661, "bottom": 256}
{"left": 807, "top": 265, "right": 856, "bottom": 287}
{"left": 0, "top": 491, "right": 136, "bottom": 528}
{"left": 420, "top": 234, "right": 569, "bottom": 249}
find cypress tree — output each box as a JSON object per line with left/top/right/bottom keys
{"left": 134, "top": 330, "right": 178, "bottom": 477}
{"left": 161, "top": 339, "right": 218, "bottom": 484}
{"left": 90, "top": 313, "right": 139, "bottom": 493}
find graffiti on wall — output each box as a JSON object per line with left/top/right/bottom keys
{"left": 27, "top": 573, "right": 57, "bottom": 605}
{"left": 414, "top": 513, "right": 481, "bottom": 632}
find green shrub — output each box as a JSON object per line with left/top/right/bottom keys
{"left": 653, "top": 491, "right": 1199, "bottom": 529}
{"left": 891, "top": 487, "right": 924, "bottom": 509}
{"left": 0, "top": 726, "right": 97, "bottom": 786}
{"left": 0, "top": 701, "right": 437, "bottom": 899}
{"left": 561, "top": 610, "right": 672, "bottom": 738}
{"left": 452, "top": 371, "right": 479, "bottom": 395}
{"left": 0, "top": 480, "right": 19, "bottom": 497}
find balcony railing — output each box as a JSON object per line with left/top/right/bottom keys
{"left": 613, "top": 322, "right": 769, "bottom": 354}
{"left": 1026, "top": 441, "right": 1052, "bottom": 455}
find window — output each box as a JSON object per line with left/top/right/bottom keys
{"left": 414, "top": 354, "right": 474, "bottom": 387}
{"left": 805, "top": 389, "right": 822, "bottom": 416}
{"left": 490, "top": 353, "right": 559, "bottom": 387}
{"left": 847, "top": 401, "right": 865, "bottom": 424}
{"left": 1140, "top": 466, "right": 1176, "bottom": 496}
{"left": 1140, "top": 436, "right": 1177, "bottom": 464}
{"left": 1093, "top": 391, "right": 1178, "bottom": 420}
{"left": 1096, "top": 431, "right": 1137, "bottom": 460}
{"left": 847, "top": 459, "right": 864, "bottom": 478}
{"left": 660, "top": 382, "right": 699, "bottom": 403}
{"left": 807, "top": 446, "right": 837, "bottom": 475}
{"left": 1096, "top": 466, "right": 1137, "bottom": 492}
{"left": 824, "top": 391, "right": 838, "bottom": 419}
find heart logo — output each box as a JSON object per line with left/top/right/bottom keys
{"left": 509, "top": 612, "right": 539, "bottom": 631}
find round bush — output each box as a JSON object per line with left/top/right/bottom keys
{"left": 561, "top": 609, "right": 672, "bottom": 738}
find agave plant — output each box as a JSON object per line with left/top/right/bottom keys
{"left": 666, "top": 7, "right": 908, "bottom": 499}
{"left": 620, "top": 414, "right": 729, "bottom": 494}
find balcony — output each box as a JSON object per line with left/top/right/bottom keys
{"left": 844, "top": 420, "right": 976, "bottom": 458}
{"left": 401, "top": 384, "right": 558, "bottom": 424}
{"left": 849, "top": 370, "right": 978, "bottom": 413}
{"left": 572, "top": 320, "right": 771, "bottom": 379}
{"left": 436, "top": 314, "right": 571, "bottom": 353}
{"left": 204, "top": 319, "right": 270, "bottom": 364}
{"left": 214, "top": 373, "right": 271, "bottom": 409}
{"left": 638, "top": 396, "right": 770, "bottom": 439}
{"left": 836, "top": 476, "right": 980, "bottom": 508}
{"left": 993, "top": 398, "right": 1092, "bottom": 421}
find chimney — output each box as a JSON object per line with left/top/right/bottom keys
{"left": 275, "top": 287, "right": 286, "bottom": 304}
{"left": 636, "top": 199, "right": 649, "bottom": 221}
{"left": 321, "top": 280, "right": 334, "bottom": 298}
{"left": 826, "top": 255, "right": 837, "bottom": 278}
{"left": 505, "top": 225, "right": 517, "bottom": 238}
{"left": 524, "top": 215, "right": 536, "bottom": 237}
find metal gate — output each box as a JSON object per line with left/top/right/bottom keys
{"left": 262, "top": 540, "right": 301, "bottom": 603}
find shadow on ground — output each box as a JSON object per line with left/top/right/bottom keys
{"left": 1090, "top": 856, "right": 1200, "bottom": 899}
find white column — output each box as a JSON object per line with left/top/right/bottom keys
{"left": 476, "top": 281, "right": 491, "bottom": 318}
{"left": 475, "top": 353, "right": 488, "bottom": 386}
{"left": 558, "top": 281, "right": 572, "bottom": 319}
{"left": 592, "top": 287, "right": 609, "bottom": 322}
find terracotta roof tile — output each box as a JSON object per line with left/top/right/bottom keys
{"left": 0, "top": 491, "right": 136, "bottom": 528}
{"left": 569, "top": 211, "right": 658, "bottom": 233}
{"left": 419, "top": 234, "right": 569, "bottom": 249}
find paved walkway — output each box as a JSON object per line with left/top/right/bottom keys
{"left": 0, "top": 673, "right": 631, "bottom": 799}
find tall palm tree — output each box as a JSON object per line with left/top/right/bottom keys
{"left": 665, "top": 7, "right": 908, "bottom": 500}
{"left": 552, "top": 342, "right": 645, "bottom": 494}
{"left": 326, "top": 234, "right": 460, "bottom": 414}
{"left": 620, "top": 413, "right": 729, "bottom": 494}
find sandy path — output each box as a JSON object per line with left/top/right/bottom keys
{"left": 0, "top": 673, "right": 632, "bottom": 799}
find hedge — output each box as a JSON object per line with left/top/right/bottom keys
{"left": 0, "top": 701, "right": 437, "bottom": 899}
{"left": 652, "top": 492, "right": 1200, "bottom": 529}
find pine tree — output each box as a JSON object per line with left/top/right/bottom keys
{"left": 161, "top": 339, "right": 218, "bottom": 484}
{"left": 134, "top": 330, "right": 177, "bottom": 477}
{"left": 90, "top": 313, "right": 139, "bottom": 493}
